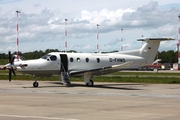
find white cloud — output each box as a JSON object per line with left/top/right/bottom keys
{"left": 80, "top": 8, "right": 135, "bottom": 27}
{"left": 156, "top": 24, "right": 177, "bottom": 37}
{"left": 105, "top": 38, "right": 120, "bottom": 46}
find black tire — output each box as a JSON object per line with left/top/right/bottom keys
{"left": 86, "top": 80, "right": 94, "bottom": 87}
{"left": 33, "top": 81, "right": 39, "bottom": 87}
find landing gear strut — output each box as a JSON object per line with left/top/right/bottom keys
{"left": 33, "top": 76, "right": 39, "bottom": 87}
{"left": 84, "top": 73, "right": 94, "bottom": 87}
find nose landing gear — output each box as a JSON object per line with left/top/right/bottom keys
{"left": 33, "top": 77, "right": 39, "bottom": 87}
{"left": 33, "top": 81, "right": 39, "bottom": 87}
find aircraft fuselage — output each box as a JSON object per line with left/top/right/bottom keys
{"left": 14, "top": 52, "right": 145, "bottom": 77}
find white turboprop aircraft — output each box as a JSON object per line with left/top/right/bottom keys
{"left": 2, "top": 38, "right": 174, "bottom": 87}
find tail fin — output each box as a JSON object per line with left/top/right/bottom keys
{"left": 120, "top": 38, "right": 174, "bottom": 64}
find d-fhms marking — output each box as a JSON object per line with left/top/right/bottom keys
{"left": 109, "top": 58, "right": 125, "bottom": 62}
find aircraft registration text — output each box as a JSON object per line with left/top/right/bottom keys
{"left": 109, "top": 58, "right": 125, "bottom": 62}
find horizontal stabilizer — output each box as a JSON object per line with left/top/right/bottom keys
{"left": 137, "top": 38, "right": 174, "bottom": 41}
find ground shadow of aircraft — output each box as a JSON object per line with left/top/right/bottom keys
{"left": 35, "top": 82, "right": 143, "bottom": 90}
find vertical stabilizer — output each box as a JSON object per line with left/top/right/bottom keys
{"left": 119, "top": 38, "right": 174, "bottom": 64}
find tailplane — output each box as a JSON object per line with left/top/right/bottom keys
{"left": 119, "top": 38, "right": 174, "bottom": 64}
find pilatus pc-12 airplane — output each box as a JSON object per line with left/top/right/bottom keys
{"left": 1, "top": 37, "right": 174, "bottom": 87}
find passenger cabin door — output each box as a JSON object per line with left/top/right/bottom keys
{"left": 60, "top": 54, "right": 68, "bottom": 72}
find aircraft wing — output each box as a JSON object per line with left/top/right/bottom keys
{"left": 69, "top": 61, "right": 133, "bottom": 76}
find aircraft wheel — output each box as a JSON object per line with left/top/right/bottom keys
{"left": 33, "top": 81, "right": 39, "bottom": 87}
{"left": 86, "top": 80, "right": 94, "bottom": 87}
{"left": 65, "top": 82, "right": 72, "bottom": 87}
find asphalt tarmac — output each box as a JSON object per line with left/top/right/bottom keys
{"left": 0, "top": 80, "right": 180, "bottom": 120}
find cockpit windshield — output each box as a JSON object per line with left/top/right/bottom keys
{"left": 41, "top": 54, "right": 51, "bottom": 59}
{"left": 41, "top": 54, "right": 57, "bottom": 61}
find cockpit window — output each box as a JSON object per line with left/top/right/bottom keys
{"left": 41, "top": 54, "right": 57, "bottom": 61}
{"left": 41, "top": 54, "right": 51, "bottom": 59}
{"left": 50, "top": 55, "right": 57, "bottom": 61}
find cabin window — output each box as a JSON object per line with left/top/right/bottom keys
{"left": 97, "top": 58, "right": 100, "bottom": 63}
{"left": 50, "top": 55, "right": 57, "bottom": 61}
{"left": 70, "top": 57, "right": 73, "bottom": 62}
{"left": 86, "top": 58, "right": 89, "bottom": 62}
{"left": 77, "top": 58, "right": 81, "bottom": 62}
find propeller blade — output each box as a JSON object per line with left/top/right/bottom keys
{"left": 11, "top": 56, "right": 15, "bottom": 64}
{"left": 9, "top": 68, "right": 12, "bottom": 82}
{"left": 11, "top": 66, "right": 16, "bottom": 76}
{"left": 7, "top": 51, "right": 16, "bottom": 82}
{"left": 8, "top": 51, "right": 11, "bottom": 63}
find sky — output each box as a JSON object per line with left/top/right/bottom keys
{"left": 0, "top": 0, "right": 180, "bottom": 53}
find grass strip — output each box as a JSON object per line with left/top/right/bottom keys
{"left": 1, "top": 74, "right": 180, "bottom": 84}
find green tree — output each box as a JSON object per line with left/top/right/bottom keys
{"left": 158, "top": 50, "right": 177, "bottom": 63}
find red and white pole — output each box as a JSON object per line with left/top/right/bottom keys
{"left": 178, "top": 14, "right": 180, "bottom": 64}
{"left": 16, "top": 10, "right": 20, "bottom": 60}
{"left": 64, "top": 19, "right": 68, "bottom": 52}
{"left": 120, "top": 28, "right": 123, "bottom": 51}
{"left": 96, "top": 24, "right": 100, "bottom": 53}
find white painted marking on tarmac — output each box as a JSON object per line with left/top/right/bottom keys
{"left": 0, "top": 114, "right": 78, "bottom": 120}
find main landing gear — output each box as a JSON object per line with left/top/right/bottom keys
{"left": 84, "top": 73, "right": 94, "bottom": 87}
{"left": 86, "top": 79, "right": 94, "bottom": 87}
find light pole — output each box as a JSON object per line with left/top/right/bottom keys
{"left": 178, "top": 14, "right": 180, "bottom": 65}
{"left": 16, "top": 10, "right": 20, "bottom": 60}
{"left": 64, "top": 19, "right": 68, "bottom": 52}
{"left": 96, "top": 24, "right": 100, "bottom": 53}
{"left": 120, "top": 28, "right": 123, "bottom": 51}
